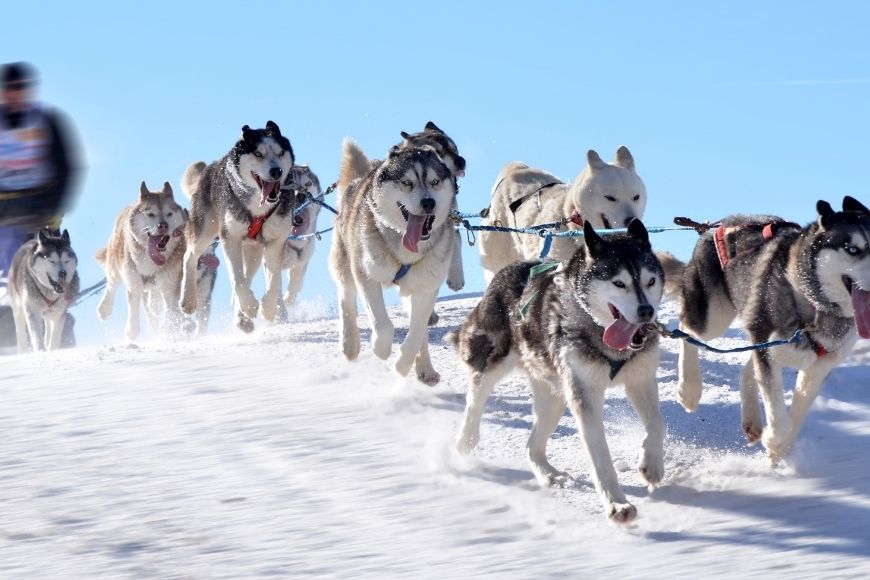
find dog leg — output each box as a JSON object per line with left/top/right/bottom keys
{"left": 752, "top": 351, "right": 793, "bottom": 462}
{"left": 12, "top": 304, "right": 30, "bottom": 353}
{"left": 357, "top": 278, "right": 394, "bottom": 360}
{"left": 181, "top": 233, "right": 218, "bottom": 316}
{"left": 414, "top": 341, "right": 440, "bottom": 385}
{"left": 284, "top": 259, "right": 308, "bottom": 306}
{"left": 778, "top": 355, "right": 842, "bottom": 457}
{"left": 125, "top": 281, "right": 145, "bottom": 342}
{"left": 45, "top": 312, "right": 65, "bottom": 351}
{"left": 455, "top": 354, "right": 517, "bottom": 454}
{"left": 565, "top": 381, "right": 636, "bottom": 523}
{"left": 96, "top": 274, "right": 118, "bottom": 321}
{"left": 394, "top": 291, "right": 437, "bottom": 377}
{"left": 527, "top": 378, "right": 570, "bottom": 486}
{"left": 446, "top": 229, "right": 465, "bottom": 292}
{"left": 625, "top": 376, "right": 665, "bottom": 489}
{"left": 260, "top": 239, "right": 285, "bottom": 322}
{"left": 739, "top": 358, "right": 763, "bottom": 444}
{"left": 677, "top": 340, "right": 703, "bottom": 412}
{"left": 337, "top": 279, "right": 360, "bottom": 360}
{"left": 24, "top": 306, "right": 46, "bottom": 351}
{"left": 222, "top": 237, "right": 259, "bottom": 321}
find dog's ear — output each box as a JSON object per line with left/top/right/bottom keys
{"left": 613, "top": 146, "right": 635, "bottom": 171}
{"left": 387, "top": 144, "right": 401, "bottom": 158}
{"left": 843, "top": 196, "right": 870, "bottom": 216}
{"left": 240, "top": 125, "right": 254, "bottom": 141}
{"left": 61, "top": 229, "right": 70, "bottom": 243}
{"left": 587, "top": 149, "right": 607, "bottom": 170}
{"left": 817, "top": 200, "right": 836, "bottom": 229}
{"left": 400, "top": 130, "right": 411, "bottom": 140}
{"left": 265, "top": 120, "right": 281, "bottom": 135}
{"left": 627, "top": 218, "right": 651, "bottom": 250}
{"left": 36, "top": 229, "right": 49, "bottom": 247}
{"left": 583, "top": 220, "right": 607, "bottom": 259}
{"left": 183, "top": 208, "right": 189, "bottom": 221}
{"left": 139, "top": 181, "right": 149, "bottom": 200}
{"left": 424, "top": 121, "right": 444, "bottom": 133}
{"left": 162, "top": 181, "right": 173, "bottom": 197}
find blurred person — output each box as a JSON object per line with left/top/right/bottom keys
{"left": 0, "top": 61, "right": 82, "bottom": 349}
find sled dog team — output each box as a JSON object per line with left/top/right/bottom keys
{"left": 8, "top": 121, "right": 870, "bottom": 522}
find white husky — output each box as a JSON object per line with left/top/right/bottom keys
{"left": 479, "top": 147, "right": 646, "bottom": 281}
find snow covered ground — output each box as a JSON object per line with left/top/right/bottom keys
{"left": 2, "top": 294, "right": 870, "bottom": 579}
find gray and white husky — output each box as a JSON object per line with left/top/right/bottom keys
{"left": 179, "top": 121, "right": 297, "bottom": 333}
{"left": 675, "top": 197, "right": 870, "bottom": 462}
{"left": 479, "top": 148, "right": 646, "bottom": 282}
{"left": 96, "top": 181, "right": 188, "bottom": 341}
{"left": 279, "top": 165, "right": 322, "bottom": 307}
{"left": 450, "top": 220, "right": 665, "bottom": 523}
{"left": 9, "top": 228, "right": 79, "bottom": 352}
{"left": 330, "top": 139, "right": 457, "bottom": 384}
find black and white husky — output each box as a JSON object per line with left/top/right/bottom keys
{"left": 330, "top": 140, "right": 457, "bottom": 384}
{"left": 179, "top": 121, "right": 297, "bottom": 332}
{"left": 8, "top": 229, "right": 79, "bottom": 352}
{"left": 450, "top": 220, "right": 665, "bottom": 523}
{"left": 675, "top": 197, "right": 870, "bottom": 462}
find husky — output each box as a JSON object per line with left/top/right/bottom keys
{"left": 192, "top": 239, "right": 219, "bottom": 334}
{"left": 675, "top": 197, "right": 870, "bottom": 462}
{"left": 96, "top": 181, "right": 188, "bottom": 341}
{"left": 178, "top": 121, "right": 297, "bottom": 333}
{"left": 278, "top": 165, "right": 322, "bottom": 307}
{"left": 451, "top": 220, "right": 665, "bottom": 522}
{"left": 479, "top": 147, "right": 646, "bottom": 282}
{"left": 9, "top": 228, "right": 80, "bottom": 352}
{"left": 330, "top": 139, "right": 457, "bottom": 384}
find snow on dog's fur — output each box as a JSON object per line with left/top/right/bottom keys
{"left": 330, "top": 139, "right": 457, "bottom": 384}
{"left": 9, "top": 228, "right": 79, "bottom": 352}
{"left": 674, "top": 196, "right": 870, "bottom": 462}
{"left": 479, "top": 148, "right": 646, "bottom": 282}
{"left": 451, "top": 219, "right": 665, "bottom": 522}
{"left": 95, "top": 181, "right": 188, "bottom": 341}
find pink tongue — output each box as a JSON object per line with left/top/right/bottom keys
{"left": 148, "top": 236, "right": 167, "bottom": 266}
{"left": 402, "top": 214, "right": 426, "bottom": 253}
{"left": 260, "top": 180, "right": 279, "bottom": 205}
{"left": 851, "top": 285, "right": 870, "bottom": 339}
{"left": 603, "top": 317, "right": 642, "bottom": 350}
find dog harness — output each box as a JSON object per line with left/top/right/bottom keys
{"left": 712, "top": 220, "right": 800, "bottom": 269}
{"left": 247, "top": 204, "right": 280, "bottom": 239}
{"left": 506, "top": 181, "right": 562, "bottom": 215}
{"left": 393, "top": 263, "right": 412, "bottom": 283}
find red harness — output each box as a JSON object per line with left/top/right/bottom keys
{"left": 714, "top": 223, "right": 777, "bottom": 268}
{"left": 247, "top": 205, "right": 279, "bottom": 239}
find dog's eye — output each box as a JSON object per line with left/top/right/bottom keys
{"left": 253, "top": 151, "right": 263, "bottom": 158}
{"left": 430, "top": 178, "right": 440, "bottom": 187}
{"left": 401, "top": 179, "right": 413, "bottom": 188}
{"left": 146, "top": 212, "right": 156, "bottom": 218}
{"left": 647, "top": 277, "right": 656, "bottom": 287}
{"left": 633, "top": 194, "right": 640, "bottom": 201}
{"left": 845, "top": 245, "right": 862, "bottom": 256}
{"left": 613, "top": 280, "right": 626, "bottom": 288}
{"left": 605, "top": 195, "right": 617, "bottom": 202}
{"left": 166, "top": 212, "right": 173, "bottom": 217}
{"left": 277, "top": 150, "right": 285, "bottom": 157}
{"left": 305, "top": 181, "right": 312, "bottom": 187}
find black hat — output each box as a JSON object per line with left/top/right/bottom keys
{"left": 2, "top": 62, "right": 37, "bottom": 88}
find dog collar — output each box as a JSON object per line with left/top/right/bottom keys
{"left": 393, "top": 263, "right": 412, "bottom": 283}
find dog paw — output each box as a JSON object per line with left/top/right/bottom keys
{"left": 416, "top": 367, "right": 440, "bottom": 386}
{"left": 762, "top": 426, "right": 794, "bottom": 463}
{"left": 638, "top": 452, "right": 664, "bottom": 486}
{"left": 742, "top": 419, "right": 763, "bottom": 445}
{"left": 608, "top": 502, "right": 638, "bottom": 524}
{"left": 394, "top": 355, "right": 413, "bottom": 377}
{"left": 260, "top": 296, "right": 279, "bottom": 322}
{"left": 677, "top": 380, "right": 702, "bottom": 412}
{"left": 455, "top": 431, "right": 479, "bottom": 455}
{"left": 236, "top": 290, "right": 259, "bottom": 319}
{"left": 427, "top": 311, "right": 440, "bottom": 326}
{"left": 372, "top": 325, "right": 394, "bottom": 360}
{"left": 180, "top": 293, "right": 197, "bottom": 316}
{"left": 236, "top": 314, "right": 255, "bottom": 334}
{"left": 96, "top": 300, "right": 112, "bottom": 321}
{"left": 447, "top": 276, "right": 465, "bottom": 292}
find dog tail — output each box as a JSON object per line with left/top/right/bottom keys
{"left": 180, "top": 161, "right": 208, "bottom": 199}
{"left": 338, "top": 138, "right": 371, "bottom": 192}
{"left": 94, "top": 247, "right": 107, "bottom": 266}
{"left": 656, "top": 251, "right": 685, "bottom": 300}
{"left": 444, "top": 330, "right": 459, "bottom": 349}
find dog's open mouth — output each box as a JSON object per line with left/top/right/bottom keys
{"left": 252, "top": 172, "right": 281, "bottom": 206}
{"left": 844, "top": 275, "right": 870, "bottom": 339}
{"left": 47, "top": 276, "right": 66, "bottom": 295}
{"left": 398, "top": 202, "right": 435, "bottom": 253}
{"left": 603, "top": 304, "right": 648, "bottom": 351}
{"left": 148, "top": 233, "right": 171, "bottom": 266}
{"left": 291, "top": 212, "right": 307, "bottom": 236}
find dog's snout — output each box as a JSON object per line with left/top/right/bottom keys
{"left": 637, "top": 304, "right": 654, "bottom": 322}
{"left": 421, "top": 198, "right": 436, "bottom": 214}
{"left": 57, "top": 270, "right": 67, "bottom": 280}
{"left": 269, "top": 167, "right": 283, "bottom": 180}
{"left": 624, "top": 216, "right": 636, "bottom": 227}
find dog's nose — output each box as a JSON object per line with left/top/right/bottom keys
{"left": 637, "top": 304, "right": 654, "bottom": 322}
{"left": 57, "top": 270, "right": 67, "bottom": 280}
{"left": 420, "top": 198, "right": 436, "bottom": 214}
{"left": 269, "top": 167, "right": 283, "bottom": 180}
{"left": 624, "top": 216, "right": 636, "bottom": 227}
{"left": 157, "top": 221, "right": 169, "bottom": 232}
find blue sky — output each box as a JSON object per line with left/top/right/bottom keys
{"left": 6, "top": 1, "right": 870, "bottom": 343}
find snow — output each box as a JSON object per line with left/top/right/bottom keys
{"left": 2, "top": 294, "right": 870, "bottom": 578}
